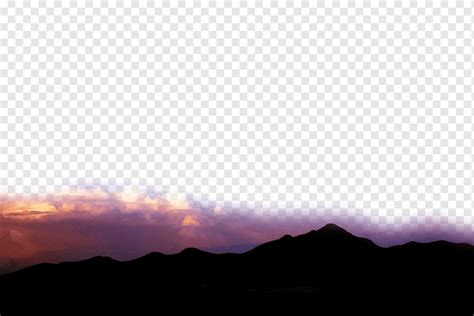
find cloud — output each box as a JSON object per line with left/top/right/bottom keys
{"left": 0, "top": 189, "right": 192, "bottom": 220}
{"left": 0, "top": 189, "right": 290, "bottom": 273}
{"left": 182, "top": 215, "right": 200, "bottom": 227}
{"left": 2, "top": 189, "right": 469, "bottom": 274}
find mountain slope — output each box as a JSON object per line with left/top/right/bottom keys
{"left": 1, "top": 224, "right": 474, "bottom": 315}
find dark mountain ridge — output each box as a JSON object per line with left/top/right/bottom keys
{"left": 1, "top": 224, "right": 473, "bottom": 315}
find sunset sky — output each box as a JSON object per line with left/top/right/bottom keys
{"left": 2, "top": 1, "right": 474, "bottom": 273}
{"left": 0, "top": 189, "right": 471, "bottom": 274}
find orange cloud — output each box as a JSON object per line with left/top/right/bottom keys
{"left": 0, "top": 189, "right": 194, "bottom": 221}
{"left": 182, "top": 215, "right": 200, "bottom": 227}
{"left": 0, "top": 201, "right": 57, "bottom": 218}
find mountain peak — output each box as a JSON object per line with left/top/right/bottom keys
{"left": 315, "top": 223, "right": 351, "bottom": 235}
{"left": 279, "top": 234, "right": 293, "bottom": 240}
{"left": 85, "top": 255, "right": 116, "bottom": 263}
{"left": 179, "top": 247, "right": 211, "bottom": 256}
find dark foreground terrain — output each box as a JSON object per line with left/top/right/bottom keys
{"left": 1, "top": 224, "right": 474, "bottom": 315}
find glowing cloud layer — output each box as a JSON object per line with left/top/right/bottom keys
{"left": 1, "top": 189, "right": 315, "bottom": 274}
{"left": 1, "top": 189, "right": 473, "bottom": 275}
{"left": 0, "top": 190, "right": 212, "bottom": 272}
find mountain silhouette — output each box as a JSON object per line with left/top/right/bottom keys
{"left": 1, "top": 224, "right": 473, "bottom": 315}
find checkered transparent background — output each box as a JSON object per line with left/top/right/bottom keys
{"left": 1, "top": 1, "right": 474, "bottom": 229}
